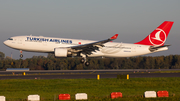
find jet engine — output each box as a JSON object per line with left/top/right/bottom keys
{"left": 54, "top": 48, "right": 71, "bottom": 57}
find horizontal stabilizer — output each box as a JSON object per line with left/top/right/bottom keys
{"left": 149, "top": 45, "right": 170, "bottom": 52}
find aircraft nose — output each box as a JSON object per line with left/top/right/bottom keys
{"left": 3, "top": 40, "right": 8, "bottom": 45}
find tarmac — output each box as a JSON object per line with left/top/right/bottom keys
{"left": 0, "top": 69, "right": 179, "bottom": 79}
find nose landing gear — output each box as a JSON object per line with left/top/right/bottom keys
{"left": 20, "top": 50, "right": 23, "bottom": 58}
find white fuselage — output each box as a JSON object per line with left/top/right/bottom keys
{"left": 3, "top": 35, "right": 168, "bottom": 58}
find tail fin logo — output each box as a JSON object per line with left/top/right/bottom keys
{"left": 149, "top": 28, "right": 166, "bottom": 46}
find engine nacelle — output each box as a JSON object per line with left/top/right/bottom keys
{"left": 54, "top": 48, "right": 68, "bottom": 57}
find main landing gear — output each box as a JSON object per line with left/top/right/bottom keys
{"left": 80, "top": 54, "right": 90, "bottom": 66}
{"left": 20, "top": 50, "right": 23, "bottom": 58}
{"left": 81, "top": 58, "right": 90, "bottom": 66}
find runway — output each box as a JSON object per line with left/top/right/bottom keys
{"left": 0, "top": 73, "right": 179, "bottom": 79}
{"left": 0, "top": 69, "right": 180, "bottom": 79}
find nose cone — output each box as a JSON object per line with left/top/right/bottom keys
{"left": 3, "top": 40, "right": 10, "bottom": 47}
{"left": 3, "top": 40, "right": 7, "bottom": 45}
{"left": 3, "top": 40, "right": 14, "bottom": 49}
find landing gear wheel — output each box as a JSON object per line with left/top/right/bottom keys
{"left": 85, "top": 61, "right": 90, "bottom": 66}
{"left": 20, "top": 54, "right": 23, "bottom": 58}
{"left": 81, "top": 58, "right": 85, "bottom": 63}
{"left": 19, "top": 50, "right": 23, "bottom": 58}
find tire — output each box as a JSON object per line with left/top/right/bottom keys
{"left": 81, "top": 58, "right": 85, "bottom": 63}
{"left": 20, "top": 54, "right": 23, "bottom": 58}
{"left": 85, "top": 61, "right": 90, "bottom": 66}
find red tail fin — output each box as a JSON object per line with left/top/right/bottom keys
{"left": 134, "top": 21, "right": 174, "bottom": 46}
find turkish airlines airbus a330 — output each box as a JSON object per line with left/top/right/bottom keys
{"left": 3, "top": 21, "right": 174, "bottom": 66}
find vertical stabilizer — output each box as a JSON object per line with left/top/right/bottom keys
{"left": 134, "top": 21, "right": 174, "bottom": 46}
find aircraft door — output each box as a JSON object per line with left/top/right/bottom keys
{"left": 18, "top": 38, "right": 22, "bottom": 44}
{"left": 132, "top": 45, "right": 136, "bottom": 52}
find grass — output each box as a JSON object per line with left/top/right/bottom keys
{"left": 0, "top": 78, "right": 179, "bottom": 101}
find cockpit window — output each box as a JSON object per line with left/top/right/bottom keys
{"left": 8, "top": 38, "right": 13, "bottom": 40}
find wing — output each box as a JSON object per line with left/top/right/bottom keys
{"left": 70, "top": 34, "right": 118, "bottom": 55}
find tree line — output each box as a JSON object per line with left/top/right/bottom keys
{"left": 0, "top": 53, "right": 180, "bottom": 70}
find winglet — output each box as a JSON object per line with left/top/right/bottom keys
{"left": 110, "top": 34, "right": 118, "bottom": 39}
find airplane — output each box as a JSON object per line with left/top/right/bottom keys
{"left": 3, "top": 21, "right": 174, "bottom": 66}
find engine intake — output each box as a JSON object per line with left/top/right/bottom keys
{"left": 54, "top": 48, "right": 68, "bottom": 57}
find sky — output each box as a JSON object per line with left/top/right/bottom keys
{"left": 0, "top": 0, "right": 180, "bottom": 59}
